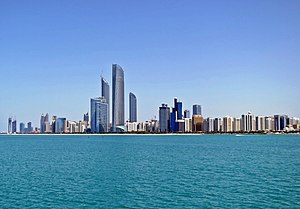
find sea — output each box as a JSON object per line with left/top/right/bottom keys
{"left": 0, "top": 134, "right": 299, "bottom": 208}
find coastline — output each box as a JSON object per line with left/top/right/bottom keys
{"left": 1, "top": 131, "right": 300, "bottom": 136}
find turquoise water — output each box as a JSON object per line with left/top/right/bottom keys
{"left": 0, "top": 134, "right": 299, "bottom": 208}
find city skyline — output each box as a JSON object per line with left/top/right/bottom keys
{"left": 1, "top": 0, "right": 300, "bottom": 132}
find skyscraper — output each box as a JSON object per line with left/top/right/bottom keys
{"left": 101, "top": 77, "right": 110, "bottom": 124}
{"left": 91, "top": 97, "right": 108, "bottom": 132}
{"left": 256, "top": 116, "right": 266, "bottom": 131}
{"left": 170, "top": 97, "right": 183, "bottom": 132}
{"left": 40, "top": 113, "right": 50, "bottom": 133}
{"left": 20, "top": 123, "right": 25, "bottom": 133}
{"left": 40, "top": 114, "right": 45, "bottom": 133}
{"left": 177, "top": 101, "right": 183, "bottom": 120}
{"left": 112, "top": 64, "right": 125, "bottom": 132}
{"left": 214, "top": 118, "right": 222, "bottom": 132}
{"left": 159, "top": 104, "right": 170, "bottom": 132}
{"left": 55, "top": 118, "right": 67, "bottom": 133}
{"left": 129, "top": 92, "right": 137, "bottom": 122}
{"left": 241, "top": 111, "right": 254, "bottom": 132}
{"left": 12, "top": 120, "right": 17, "bottom": 133}
{"left": 184, "top": 110, "right": 190, "bottom": 119}
{"left": 27, "top": 122, "right": 33, "bottom": 133}
{"left": 8, "top": 117, "right": 12, "bottom": 134}
{"left": 274, "top": 115, "right": 288, "bottom": 131}
{"left": 193, "top": 104, "right": 202, "bottom": 116}
{"left": 84, "top": 112, "right": 89, "bottom": 124}
{"left": 223, "top": 116, "right": 233, "bottom": 132}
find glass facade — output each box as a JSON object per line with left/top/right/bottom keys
{"left": 101, "top": 77, "right": 110, "bottom": 124}
{"left": 91, "top": 97, "right": 108, "bottom": 132}
{"left": 129, "top": 92, "right": 137, "bottom": 122}
{"left": 159, "top": 104, "right": 170, "bottom": 132}
{"left": 112, "top": 64, "right": 124, "bottom": 132}
{"left": 55, "top": 118, "right": 66, "bottom": 133}
{"left": 192, "top": 104, "right": 202, "bottom": 116}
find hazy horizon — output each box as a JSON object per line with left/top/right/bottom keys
{"left": 1, "top": 0, "right": 299, "bottom": 132}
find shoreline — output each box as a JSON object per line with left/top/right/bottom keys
{"left": 1, "top": 132, "right": 300, "bottom": 136}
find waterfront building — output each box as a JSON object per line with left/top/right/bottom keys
{"left": 184, "top": 118, "right": 192, "bottom": 132}
{"left": 170, "top": 111, "right": 177, "bottom": 132}
{"left": 112, "top": 64, "right": 125, "bottom": 132}
{"left": 40, "top": 114, "right": 45, "bottom": 133}
{"left": 137, "top": 122, "right": 145, "bottom": 132}
{"left": 192, "top": 115, "right": 204, "bottom": 132}
{"left": 214, "top": 118, "right": 222, "bottom": 132}
{"left": 142, "top": 120, "right": 159, "bottom": 132}
{"left": 170, "top": 97, "right": 184, "bottom": 132}
{"left": 184, "top": 110, "right": 190, "bottom": 119}
{"left": 207, "top": 117, "right": 214, "bottom": 132}
{"left": 91, "top": 97, "right": 108, "bottom": 133}
{"left": 159, "top": 104, "right": 170, "bottom": 132}
{"left": 8, "top": 117, "right": 12, "bottom": 134}
{"left": 67, "top": 121, "right": 79, "bottom": 133}
{"left": 241, "top": 111, "right": 254, "bottom": 132}
{"left": 40, "top": 113, "right": 50, "bottom": 133}
{"left": 55, "top": 118, "right": 67, "bottom": 133}
{"left": 177, "top": 101, "right": 183, "bottom": 120}
{"left": 203, "top": 118, "right": 208, "bottom": 132}
{"left": 20, "top": 122, "right": 25, "bottom": 133}
{"left": 192, "top": 104, "right": 202, "bottom": 116}
{"left": 27, "top": 122, "right": 33, "bottom": 133}
{"left": 223, "top": 116, "right": 233, "bottom": 133}
{"left": 51, "top": 116, "right": 57, "bottom": 133}
{"left": 83, "top": 112, "right": 89, "bottom": 126}
{"left": 127, "top": 122, "right": 139, "bottom": 132}
{"left": 274, "top": 115, "right": 288, "bottom": 131}
{"left": 101, "top": 77, "right": 110, "bottom": 124}
{"left": 78, "top": 121, "right": 87, "bottom": 133}
{"left": 129, "top": 92, "right": 137, "bottom": 122}
{"left": 288, "top": 117, "right": 300, "bottom": 126}
{"left": 176, "top": 119, "right": 185, "bottom": 132}
{"left": 256, "top": 116, "right": 266, "bottom": 131}
{"left": 233, "top": 118, "right": 241, "bottom": 132}
{"left": 12, "top": 120, "right": 17, "bottom": 133}
{"left": 265, "top": 117, "right": 273, "bottom": 131}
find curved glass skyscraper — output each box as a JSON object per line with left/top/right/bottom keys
{"left": 101, "top": 77, "right": 110, "bottom": 124}
{"left": 129, "top": 92, "right": 137, "bottom": 122}
{"left": 112, "top": 64, "right": 125, "bottom": 132}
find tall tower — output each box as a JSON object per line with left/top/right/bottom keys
{"left": 12, "top": 119, "right": 17, "bottom": 133}
{"left": 40, "top": 114, "right": 45, "bottom": 133}
{"left": 112, "top": 64, "right": 125, "bottom": 132}
{"left": 241, "top": 111, "right": 254, "bottom": 132}
{"left": 91, "top": 97, "right": 108, "bottom": 133}
{"left": 159, "top": 104, "right": 170, "bottom": 132}
{"left": 129, "top": 92, "right": 137, "bottom": 122}
{"left": 8, "top": 117, "right": 12, "bottom": 134}
{"left": 101, "top": 77, "right": 110, "bottom": 124}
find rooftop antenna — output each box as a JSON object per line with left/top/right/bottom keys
{"left": 100, "top": 68, "right": 103, "bottom": 97}
{"left": 100, "top": 68, "right": 104, "bottom": 79}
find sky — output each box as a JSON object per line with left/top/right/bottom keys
{"left": 0, "top": 0, "right": 299, "bottom": 132}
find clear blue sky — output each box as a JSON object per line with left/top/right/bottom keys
{"left": 0, "top": 0, "right": 299, "bottom": 132}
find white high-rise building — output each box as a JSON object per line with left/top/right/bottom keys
{"left": 206, "top": 117, "right": 214, "bottom": 132}
{"left": 223, "top": 116, "right": 233, "bottom": 132}
{"left": 184, "top": 118, "right": 192, "bottom": 132}
{"left": 233, "top": 117, "right": 241, "bottom": 132}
